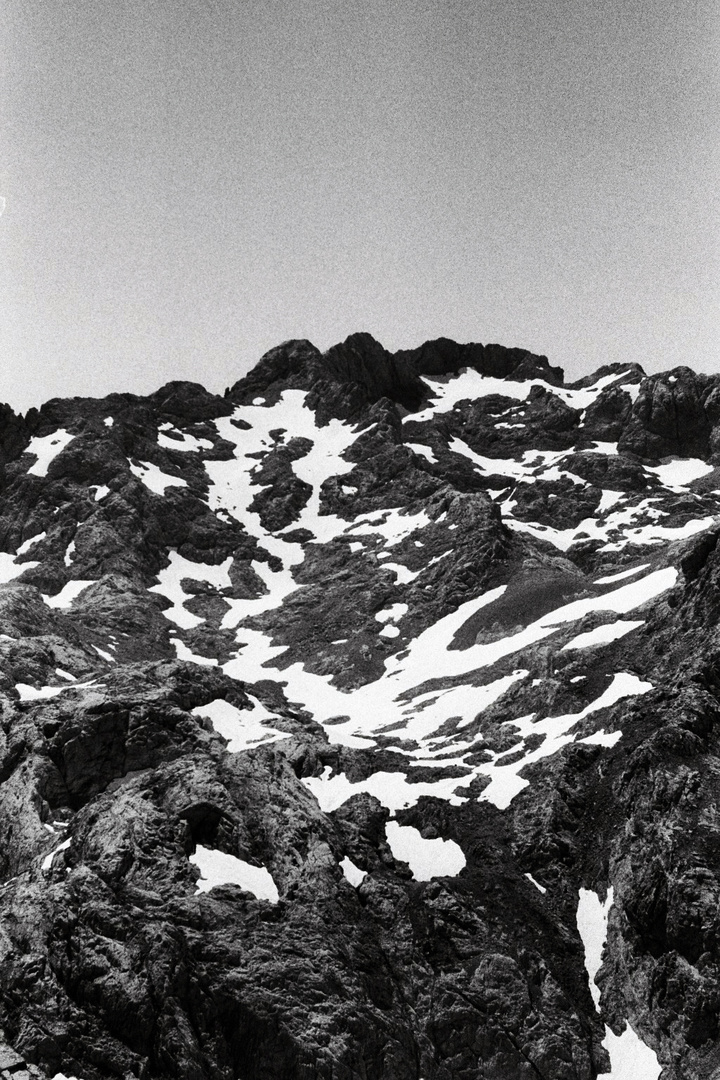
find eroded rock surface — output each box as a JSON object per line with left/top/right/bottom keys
{"left": 0, "top": 333, "right": 719, "bottom": 1078}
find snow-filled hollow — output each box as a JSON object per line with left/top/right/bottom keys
{"left": 340, "top": 856, "right": 366, "bottom": 887}
{"left": 190, "top": 844, "right": 279, "bottom": 902}
{"left": 385, "top": 821, "right": 466, "bottom": 881}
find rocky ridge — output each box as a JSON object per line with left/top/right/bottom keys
{"left": 0, "top": 334, "right": 720, "bottom": 1078}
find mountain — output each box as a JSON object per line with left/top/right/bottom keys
{"left": 0, "top": 332, "right": 720, "bottom": 1079}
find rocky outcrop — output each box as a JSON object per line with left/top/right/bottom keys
{"left": 396, "top": 337, "right": 565, "bottom": 386}
{"left": 618, "top": 369, "right": 720, "bottom": 460}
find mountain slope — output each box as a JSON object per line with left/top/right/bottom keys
{"left": 1, "top": 334, "right": 720, "bottom": 1079}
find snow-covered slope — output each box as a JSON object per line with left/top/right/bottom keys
{"left": 1, "top": 334, "right": 720, "bottom": 1078}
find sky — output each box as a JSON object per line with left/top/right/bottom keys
{"left": 1, "top": 0, "right": 719, "bottom": 412}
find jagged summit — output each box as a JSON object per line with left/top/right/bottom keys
{"left": 0, "top": 334, "right": 719, "bottom": 1078}
{"left": 227, "top": 332, "right": 565, "bottom": 418}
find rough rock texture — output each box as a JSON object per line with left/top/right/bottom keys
{"left": 0, "top": 332, "right": 719, "bottom": 1078}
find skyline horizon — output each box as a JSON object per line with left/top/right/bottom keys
{"left": 3, "top": 0, "right": 718, "bottom": 412}
{"left": 1, "top": 323, "right": 714, "bottom": 416}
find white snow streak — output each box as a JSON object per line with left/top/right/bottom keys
{"left": 41, "top": 837, "right": 71, "bottom": 871}
{"left": 477, "top": 673, "right": 652, "bottom": 809}
{"left": 405, "top": 369, "right": 631, "bottom": 425}
{"left": 525, "top": 873, "right": 547, "bottom": 894}
{"left": 594, "top": 564, "right": 651, "bottom": 585}
{"left": 576, "top": 888, "right": 661, "bottom": 1079}
{"left": 562, "top": 620, "right": 643, "bottom": 651}
{"left": 16, "top": 531, "right": 46, "bottom": 555}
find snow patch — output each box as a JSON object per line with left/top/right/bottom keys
{"left": 376, "top": 603, "right": 409, "bottom": 623}
{"left": 562, "top": 620, "right": 643, "bottom": 651}
{"left": 191, "top": 845, "right": 279, "bottom": 902}
{"left": 580, "top": 729, "right": 623, "bottom": 748}
{"left": 192, "top": 697, "right": 288, "bottom": 751}
{"left": 385, "top": 821, "right": 466, "bottom": 880}
{"left": 302, "top": 764, "right": 476, "bottom": 811}
{"left": 577, "top": 888, "right": 661, "bottom": 1079}
{"left": 406, "top": 442, "right": 438, "bottom": 463}
{"left": 525, "top": 873, "right": 547, "bottom": 894}
{"left": 0, "top": 552, "right": 37, "bottom": 585}
{"left": 348, "top": 506, "right": 432, "bottom": 547}
{"left": 405, "top": 369, "right": 630, "bottom": 426}
{"left": 340, "top": 856, "right": 366, "bottom": 887}
{"left": 26, "top": 430, "right": 75, "bottom": 476}
{"left": 16, "top": 531, "right": 46, "bottom": 555}
{"left": 171, "top": 637, "right": 218, "bottom": 666}
{"left": 149, "top": 551, "right": 232, "bottom": 629}
{"left": 158, "top": 424, "right": 213, "bottom": 452}
{"left": 208, "top": 390, "right": 359, "bottom": 556}
{"left": 16, "top": 683, "right": 64, "bottom": 701}
{"left": 92, "top": 645, "right": 116, "bottom": 663}
{"left": 577, "top": 887, "right": 609, "bottom": 1008}
{"left": 129, "top": 461, "right": 188, "bottom": 495}
{"left": 381, "top": 562, "right": 421, "bottom": 584}
{"left": 599, "top": 491, "right": 624, "bottom": 512}
{"left": 646, "top": 458, "right": 713, "bottom": 488}
{"left": 41, "top": 837, "right": 71, "bottom": 871}
{"left": 478, "top": 673, "right": 652, "bottom": 809}
{"left": 594, "top": 564, "right": 650, "bottom": 585}
{"left": 43, "top": 581, "right": 94, "bottom": 608}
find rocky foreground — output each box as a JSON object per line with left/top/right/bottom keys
{"left": 1, "top": 333, "right": 720, "bottom": 1079}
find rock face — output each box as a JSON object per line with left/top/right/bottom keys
{"left": 1, "top": 332, "right": 720, "bottom": 1078}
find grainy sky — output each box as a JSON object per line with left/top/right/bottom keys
{"left": 1, "top": 0, "right": 719, "bottom": 411}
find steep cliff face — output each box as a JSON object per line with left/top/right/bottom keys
{"left": 1, "top": 333, "right": 720, "bottom": 1079}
